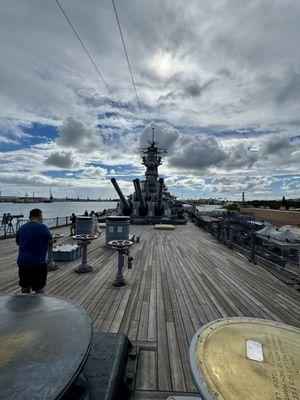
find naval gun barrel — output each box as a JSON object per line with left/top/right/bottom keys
{"left": 111, "top": 178, "right": 130, "bottom": 210}
{"left": 155, "top": 178, "right": 164, "bottom": 215}
{"left": 133, "top": 179, "right": 147, "bottom": 210}
{"left": 133, "top": 179, "right": 139, "bottom": 202}
{"left": 144, "top": 181, "right": 150, "bottom": 200}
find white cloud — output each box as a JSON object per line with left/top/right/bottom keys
{"left": 80, "top": 166, "right": 107, "bottom": 178}
{"left": 1, "top": 0, "right": 299, "bottom": 130}
{"left": 0, "top": 172, "right": 55, "bottom": 186}
{"left": 164, "top": 176, "right": 206, "bottom": 190}
{"left": 0, "top": 136, "right": 19, "bottom": 144}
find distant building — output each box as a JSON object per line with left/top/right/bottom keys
{"left": 240, "top": 207, "right": 300, "bottom": 227}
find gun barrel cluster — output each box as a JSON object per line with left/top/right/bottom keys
{"left": 133, "top": 179, "right": 147, "bottom": 210}
{"left": 111, "top": 177, "right": 165, "bottom": 217}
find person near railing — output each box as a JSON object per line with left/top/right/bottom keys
{"left": 70, "top": 213, "right": 76, "bottom": 236}
{"left": 1, "top": 213, "right": 8, "bottom": 234}
{"left": 16, "top": 208, "right": 54, "bottom": 294}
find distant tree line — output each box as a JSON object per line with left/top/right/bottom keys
{"left": 227, "top": 204, "right": 240, "bottom": 212}
{"left": 244, "top": 196, "right": 300, "bottom": 210}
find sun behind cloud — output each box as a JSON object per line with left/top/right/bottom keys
{"left": 151, "top": 51, "right": 181, "bottom": 77}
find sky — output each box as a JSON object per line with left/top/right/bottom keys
{"left": 0, "top": 0, "right": 300, "bottom": 201}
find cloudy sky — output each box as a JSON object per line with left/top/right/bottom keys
{"left": 0, "top": 0, "right": 300, "bottom": 200}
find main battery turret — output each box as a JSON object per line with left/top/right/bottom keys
{"left": 111, "top": 128, "right": 185, "bottom": 224}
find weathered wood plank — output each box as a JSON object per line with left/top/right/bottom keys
{"left": 1, "top": 222, "right": 300, "bottom": 398}
{"left": 135, "top": 350, "right": 157, "bottom": 391}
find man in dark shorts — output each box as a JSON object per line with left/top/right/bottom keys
{"left": 16, "top": 208, "right": 54, "bottom": 293}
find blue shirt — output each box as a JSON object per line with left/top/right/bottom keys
{"left": 16, "top": 221, "right": 52, "bottom": 266}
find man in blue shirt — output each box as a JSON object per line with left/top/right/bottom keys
{"left": 16, "top": 208, "right": 53, "bottom": 293}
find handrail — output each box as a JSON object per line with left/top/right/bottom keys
{"left": 0, "top": 216, "right": 71, "bottom": 239}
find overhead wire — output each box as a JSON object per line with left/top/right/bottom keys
{"left": 55, "top": 0, "right": 114, "bottom": 97}
{"left": 111, "top": 0, "right": 144, "bottom": 120}
{"left": 55, "top": 0, "right": 144, "bottom": 122}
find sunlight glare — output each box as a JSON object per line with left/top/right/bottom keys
{"left": 152, "top": 51, "right": 179, "bottom": 77}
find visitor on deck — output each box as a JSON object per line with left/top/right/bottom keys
{"left": 90, "top": 210, "right": 100, "bottom": 235}
{"left": 16, "top": 208, "right": 53, "bottom": 294}
{"left": 91, "top": 211, "right": 101, "bottom": 235}
{"left": 1, "top": 213, "right": 8, "bottom": 226}
{"left": 84, "top": 210, "right": 89, "bottom": 216}
{"left": 70, "top": 213, "right": 76, "bottom": 236}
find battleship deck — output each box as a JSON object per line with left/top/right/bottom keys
{"left": 1, "top": 222, "right": 300, "bottom": 399}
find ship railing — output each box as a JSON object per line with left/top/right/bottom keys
{"left": 0, "top": 215, "right": 70, "bottom": 239}
{"left": 0, "top": 208, "right": 115, "bottom": 239}
{"left": 193, "top": 214, "right": 300, "bottom": 282}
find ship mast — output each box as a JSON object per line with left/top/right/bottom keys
{"left": 139, "top": 128, "right": 167, "bottom": 195}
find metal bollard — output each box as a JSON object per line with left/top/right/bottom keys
{"left": 108, "top": 240, "right": 133, "bottom": 287}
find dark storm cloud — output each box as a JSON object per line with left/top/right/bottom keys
{"left": 140, "top": 123, "right": 300, "bottom": 174}
{"left": 140, "top": 122, "right": 180, "bottom": 149}
{"left": 158, "top": 91, "right": 176, "bottom": 103}
{"left": 57, "top": 117, "right": 102, "bottom": 153}
{"left": 259, "top": 134, "right": 300, "bottom": 170}
{"left": 142, "top": 124, "right": 259, "bottom": 172}
{"left": 275, "top": 69, "right": 300, "bottom": 106}
{"left": 158, "top": 78, "right": 217, "bottom": 105}
{"left": 223, "top": 143, "right": 258, "bottom": 169}
{"left": 184, "top": 83, "right": 202, "bottom": 97}
{"left": 169, "top": 135, "right": 227, "bottom": 170}
{"left": 183, "top": 79, "right": 216, "bottom": 98}
{"left": 44, "top": 151, "right": 77, "bottom": 169}
{"left": 260, "top": 135, "right": 291, "bottom": 155}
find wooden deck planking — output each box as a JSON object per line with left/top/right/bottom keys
{"left": 0, "top": 222, "right": 300, "bottom": 398}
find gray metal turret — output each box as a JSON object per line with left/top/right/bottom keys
{"left": 111, "top": 127, "right": 186, "bottom": 224}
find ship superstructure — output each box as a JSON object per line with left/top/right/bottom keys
{"left": 111, "top": 129, "right": 185, "bottom": 224}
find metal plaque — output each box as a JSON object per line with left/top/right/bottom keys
{"left": 190, "top": 318, "right": 300, "bottom": 400}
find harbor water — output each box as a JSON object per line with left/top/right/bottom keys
{"left": 0, "top": 201, "right": 116, "bottom": 219}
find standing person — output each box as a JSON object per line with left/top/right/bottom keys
{"left": 16, "top": 208, "right": 53, "bottom": 294}
{"left": 70, "top": 213, "right": 76, "bottom": 236}
{"left": 90, "top": 211, "right": 100, "bottom": 235}
{"left": 84, "top": 210, "right": 89, "bottom": 216}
